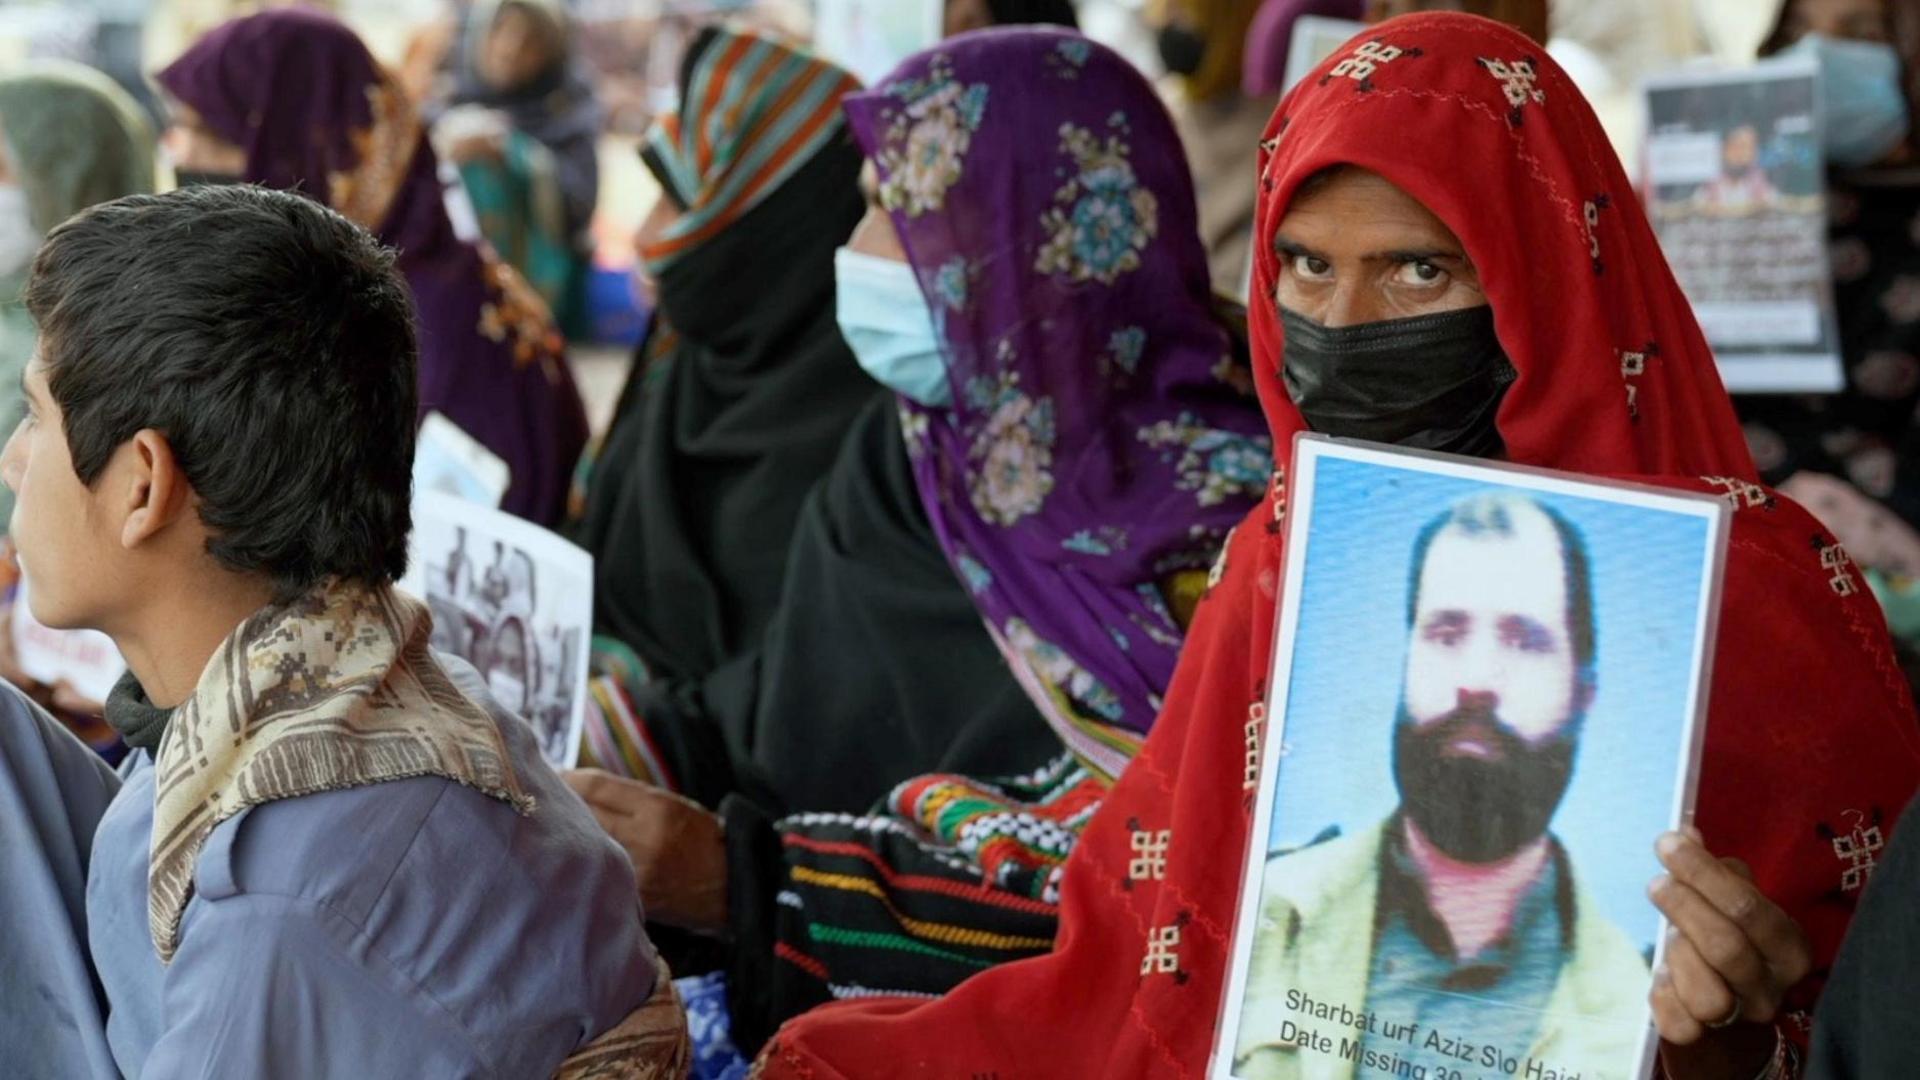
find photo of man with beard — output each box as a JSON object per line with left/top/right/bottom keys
{"left": 1231, "top": 490, "right": 1666, "bottom": 1080}
{"left": 1694, "top": 122, "right": 1784, "bottom": 215}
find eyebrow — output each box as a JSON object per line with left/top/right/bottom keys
{"left": 1273, "top": 236, "right": 1322, "bottom": 260}
{"left": 1272, "top": 235, "right": 1463, "bottom": 264}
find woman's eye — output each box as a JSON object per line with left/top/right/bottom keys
{"left": 1393, "top": 260, "right": 1447, "bottom": 287}
{"left": 1290, "top": 254, "right": 1332, "bottom": 280}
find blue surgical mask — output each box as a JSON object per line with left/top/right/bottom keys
{"left": 834, "top": 247, "right": 951, "bottom": 408}
{"left": 1787, "top": 33, "right": 1912, "bottom": 168}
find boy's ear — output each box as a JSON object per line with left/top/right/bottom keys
{"left": 119, "top": 429, "right": 193, "bottom": 550}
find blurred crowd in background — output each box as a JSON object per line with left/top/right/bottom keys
{"left": 5, "top": 3, "right": 1920, "bottom": 1077}
{"left": 0, "top": 0, "right": 1838, "bottom": 377}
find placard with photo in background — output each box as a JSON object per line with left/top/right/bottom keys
{"left": 399, "top": 491, "right": 592, "bottom": 770}
{"left": 1213, "top": 436, "right": 1729, "bottom": 1080}
{"left": 1642, "top": 59, "right": 1843, "bottom": 393}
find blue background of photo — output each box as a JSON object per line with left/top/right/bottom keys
{"left": 1266, "top": 455, "right": 1717, "bottom": 954}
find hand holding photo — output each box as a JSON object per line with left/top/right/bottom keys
{"left": 1213, "top": 437, "right": 1730, "bottom": 1080}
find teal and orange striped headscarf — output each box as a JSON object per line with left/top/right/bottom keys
{"left": 640, "top": 26, "right": 861, "bottom": 270}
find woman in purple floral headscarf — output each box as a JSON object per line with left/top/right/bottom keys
{"left": 864, "top": 28, "right": 1274, "bottom": 773}
{"left": 158, "top": 8, "right": 588, "bottom": 526}
{"left": 574, "top": 28, "right": 1275, "bottom": 1062}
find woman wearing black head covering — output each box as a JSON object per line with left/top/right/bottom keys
{"left": 573, "top": 30, "right": 1054, "bottom": 803}
{"left": 577, "top": 27, "right": 1049, "bottom": 816}
{"left": 577, "top": 27, "right": 881, "bottom": 696}
{"left": 570, "top": 27, "right": 1058, "bottom": 982}
{"left": 574, "top": 22, "right": 1061, "bottom": 811}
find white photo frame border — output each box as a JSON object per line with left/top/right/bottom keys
{"left": 1207, "top": 434, "right": 1732, "bottom": 1080}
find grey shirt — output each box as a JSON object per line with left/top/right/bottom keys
{"left": 0, "top": 684, "right": 122, "bottom": 1078}
{"left": 86, "top": 658, "right": 654, "bottom": 1079}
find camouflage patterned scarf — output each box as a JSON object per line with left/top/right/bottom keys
{"left": 148, "top": 580, "right": 533, "bottom": 963}
{"left": 144, "top": 579, "right": 691, "bottom": 1075}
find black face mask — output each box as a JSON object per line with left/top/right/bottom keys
{"left": 174, "top": 170, "right": 244, "bottom": 188}
{"left": 1391, "top": 700, "right": 1579, "bottom": 864}
{"left": 1156, "top": 24, "right": 1207, "bottom": 78}
{"left": 1281, "top": 305, "right": 1515, "bottom": 458}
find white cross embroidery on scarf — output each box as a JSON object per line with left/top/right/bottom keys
{"left": 1329, "top": 42, "right": 1405, "bottom": 84}
{"left": 1832, "top": 810, "right": 1885, "bottom": 892}
{"left": 1129, "top": 829, "right": 1172, "bottom": 881}
{"left": 1480, "top": 57, "right": 1546, "bottom": 110}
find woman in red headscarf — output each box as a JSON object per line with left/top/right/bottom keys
{"left": 755, "top": 13, "right": 1920, "bottom": 1079}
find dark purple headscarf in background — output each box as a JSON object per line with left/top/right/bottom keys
{"left": 1241, "top": 0, "right": 1366, "bottom": 97}
{"left": 844, "top": 29, "right": 1272, "bottom": 779}
{"left": 157, "top": 9, "right": 588, "bottom": 526}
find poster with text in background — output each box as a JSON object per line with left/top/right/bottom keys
{"left": 1642, "top": 59, "right": 1843, "bottom": 393}
{"left": 1212, "top": 437, "right": 1729, "bottom": 1080}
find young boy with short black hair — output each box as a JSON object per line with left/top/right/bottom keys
{"left": 3, "top": 184, "right": 679, "bottom": 1076}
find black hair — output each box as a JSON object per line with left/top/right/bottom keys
{"left": 1406, "top": 494, "right": 1597, "bottom": 689}
{"left": 24, "top": 183, "right": 417, "bottom": 600}
{"left": 1291, "top": 164, "right": 1353, "bottom": 204}
{"left": 1272, "top": 165, "right": 1356, "bottom": 257}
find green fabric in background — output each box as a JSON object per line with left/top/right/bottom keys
{"left": 458, "top": 129, "right": 588, "bottom": 336}
{"left": 0, "top": 61, "right": 154, "bottom": 531}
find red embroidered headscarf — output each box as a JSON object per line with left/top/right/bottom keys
{"left": 758, "top": 14, "right": 1920, "bottom": 1077}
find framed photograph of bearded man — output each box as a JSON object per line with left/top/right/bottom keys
{"left": 1213, "top": 437, "right": 1731, "bottom": 1080}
